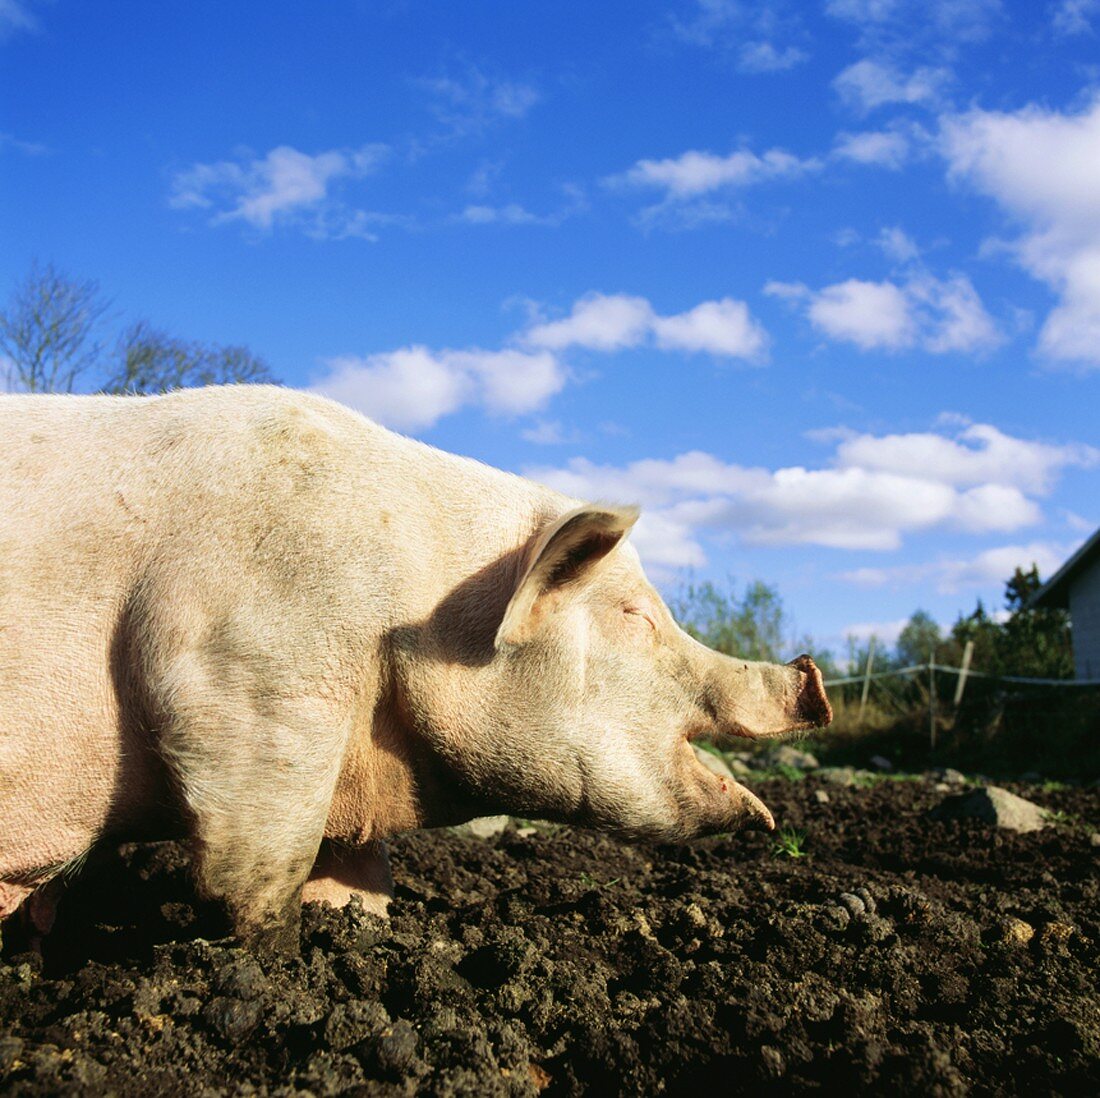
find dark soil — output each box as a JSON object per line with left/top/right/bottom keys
{"left": 1, "top": 776, "right": 1097, "bottom": 1095}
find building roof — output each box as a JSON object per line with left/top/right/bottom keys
{"left": 1030, "top": 526, "right": 1100, "bottom": 610}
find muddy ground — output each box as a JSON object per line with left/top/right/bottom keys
{"left": 1, "top": 774, "right": 1096, "bottom": 1096}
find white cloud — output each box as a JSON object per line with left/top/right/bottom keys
{"left": 825, "top": 0, "right": 1001, "bottom": 48}
{"left": 0, "top": 0, "right": 37, "bottom": 36}
{"left": 834, "top": 59, "right": 951, "bottom": 113}
{"left": 610, "top": 146, "right": 818, "bottom": 200}
{"left": 875, "top": 226, "right": 920, "bottom": 261}
{"left": 737, "top": 41, "right": 808, "bottom": 72}
{"left": 842, "top": 617, "right": 911, "bottom": 646}
{"left": 524, "top": 420, "right": 1088, "bottom": 571}
{"left": 525, "top": 294, "right": 655, "bottom": 352}
{"left": 460, "top": 203, "right": 543, "bottom": 226}
{"left": 831, "top": 421, "right": 1099, "bottom": 494}
{"left": 458, "top": 186, "right": 586, "bottom": 229}
{"left": 838, "top": 541, "right": 1078, "bottom": 594}
{"left": 520, "top": 420, "right": 578, "bottom": 446}
{"left": 0, "top": 131, "right": 48, "bottom": 156}
{"left": 312, "top": 345, "right": 564, "bottom": 431}
{"left": 941, "top": 95, "right": 1100, "bottom": 367}
{"left": 418, "top": 64, "right": 539, "bottom": 136}
{"left": 809, "top": 279, "right": 916, "bottom": 349}
{"left": 313, "top": 289, "right": 772, "bottom": 433}
{"left": 832, "top": 129, "right": 910, "bottom": 168}
{"left": 524, "top": 292, "right": 768, "bottom": 360}
{"left": 170, "top": 143, "right": 389, "bottom": 236}
{"left": 1052, "top": 0, "right": 1097, "bottom": 35}
{"left": 765, "top": 272, "right": 1001, "bottom": 353}
{"left": 652, "top": 298, "right": 769, "bottom": 358}
{"left": 667, "top": 1, "right": 809, "bottom": 72}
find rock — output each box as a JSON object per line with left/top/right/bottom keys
{"left": 202, "top": 996, "right": 262, "bottom": 1042}
{"left": 869, "top": 755, "right": 893, "bottom": 772}
{"left": 727, "top": 757, "right": 754, "bottom": 778}
{"left": 1089, "top": 832, "right": 1100, "bottom": 847}
{"left": 691, "top": 745, "right": 735, "bottom": 779}
{"left": 813, "top": 789, "right": 831, "bottom": 805}
{"left": 818, "top": 766, "right": 871, "bottom": 787}
{"left": 999, "top": 917, "right": 1034, "bottom": 946}
{"left": 765, "top": 745, "right": 820, "bottom": 770}
{"left": 214, "top": 956, "right": 268, "bottom": 1000}
{"left": 930, "top": 767, "right": 967, "bottom": 785}
{"left": 929, "top": 786, "right": 1047, "bottom": 833}
{"left": 463, "top": 816, "right": 510, "bottom": 839}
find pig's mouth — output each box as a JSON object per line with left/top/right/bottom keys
{"left": 679, "top": 737, "right": 776, "bottom": 832}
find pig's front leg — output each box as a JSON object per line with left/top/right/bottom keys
{"left": 158, "top": 686, "right": 349, "bottom": 954}
{"left": 301, "top": 839, "right": 393, "bottom": 918}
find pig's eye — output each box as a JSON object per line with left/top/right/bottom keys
{"left": 624, "top": 607, "right": 656, "bottom": 631}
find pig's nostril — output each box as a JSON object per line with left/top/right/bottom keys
{"left": 788, "top": 654, "right": 833, "bottom": 727}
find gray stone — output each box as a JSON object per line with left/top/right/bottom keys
{"left": 818, "top": 766, "right": 867, "bottom": 787}
{"left": 692, "top": 744, "right": 735, "bottom": 779}
{"left": 869, "top": 755, "right": 893, "bottom": 772}
{"left": 813, "top": 789, "right": 831, "bottom": 804}
{"left": 464, "top": 815, "right": 510, "bottom": 839}
{"left": 765, "top": 744, "right": 820, "bottom": 770}
{"left": 929, "top": 786, "right": 1048, "bottom": 833}
{"left": 930, "top": 767, "right": 967, "bottom": 785}
{"left": 728, "top": 757, "right": 754, "bottom": 778}
{"left": 1089, "top": 832, "right": 1100, "bottom": 847}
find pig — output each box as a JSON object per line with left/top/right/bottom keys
{"left": 0, "top": 385, "right": 830, "bottom": 950}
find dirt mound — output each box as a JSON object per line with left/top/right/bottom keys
{"left": 1, "top": 777, "right": 1097, "bottom": 1095}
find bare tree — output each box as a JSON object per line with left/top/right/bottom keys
{"left": 0, "top": 263, "right": 276, "bottom": 394}
{"left": 103, "top": 321, "right": 274, "bottom": 395}
{"left": 0, "top": 261, "right": 107, "bottom": 392}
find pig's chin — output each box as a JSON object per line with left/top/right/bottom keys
{"left": 679, "top": 738, "right": 776, "bottom": 834}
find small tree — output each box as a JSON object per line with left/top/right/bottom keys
{"left": 671, "top": 578, "right": 786, "bottom": 662}
{"left": 895, "top": 610, "right": 942, "bottom": 667}
{"left": 0, "top": 261, "right": 107, "bottom": 392}
{"left": 996, "top": 565, "right": 1073, "bottom": 679}
{"left": 0, "top": 263, "right": 275, "bottom": 395}
{"left": 104, "top": 321, "right": 273, "bottom": 395}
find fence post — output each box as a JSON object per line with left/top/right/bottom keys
{"left": 953, "top": 639, "right": 974, "bottom": 708}
{"left": 929, "top": 649, "right": 937, "bottom": 750}
{"left": 858, "top": 636, "right": 876, "bottom": 724}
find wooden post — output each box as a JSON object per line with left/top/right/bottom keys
{"left": 953, "top": 639, "right": 974, "bottom": 708}
{"left": 858, "top": 636, "right": 876, "bottom": 724}
{"left": 929, "top": 649, "right": 937, "bottom": 750}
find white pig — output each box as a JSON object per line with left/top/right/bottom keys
{"left": 0, "top": 386, "right": 830, "bottom": 949}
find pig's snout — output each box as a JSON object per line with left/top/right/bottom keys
{"left": 788, "top": 654, "right": 832, "bottom": 728}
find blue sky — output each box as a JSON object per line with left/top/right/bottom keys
{"left": 3, "top": 0, "right": 1099, "bottom": 658}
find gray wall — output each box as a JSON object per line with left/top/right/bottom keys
{"left": 1069, "top": 557, "right": 1100, "bottom": 679}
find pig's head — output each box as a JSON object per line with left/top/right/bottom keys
{"left": 400, "top": 504, "right": 831, "bottom": 839}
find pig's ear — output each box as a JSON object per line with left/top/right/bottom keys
{"left": 495, "top": 504, "right": 639, "bottom": 648}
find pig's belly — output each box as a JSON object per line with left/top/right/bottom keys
{"left": 0, "top": 630, "right": 164, "bottom": 900}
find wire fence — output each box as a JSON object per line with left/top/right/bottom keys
{"left": 821, "top": 645, "right": 1100, "bottom": 752}
{"left": 824, "top": 664, "right": 1100, "bottom": 689}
